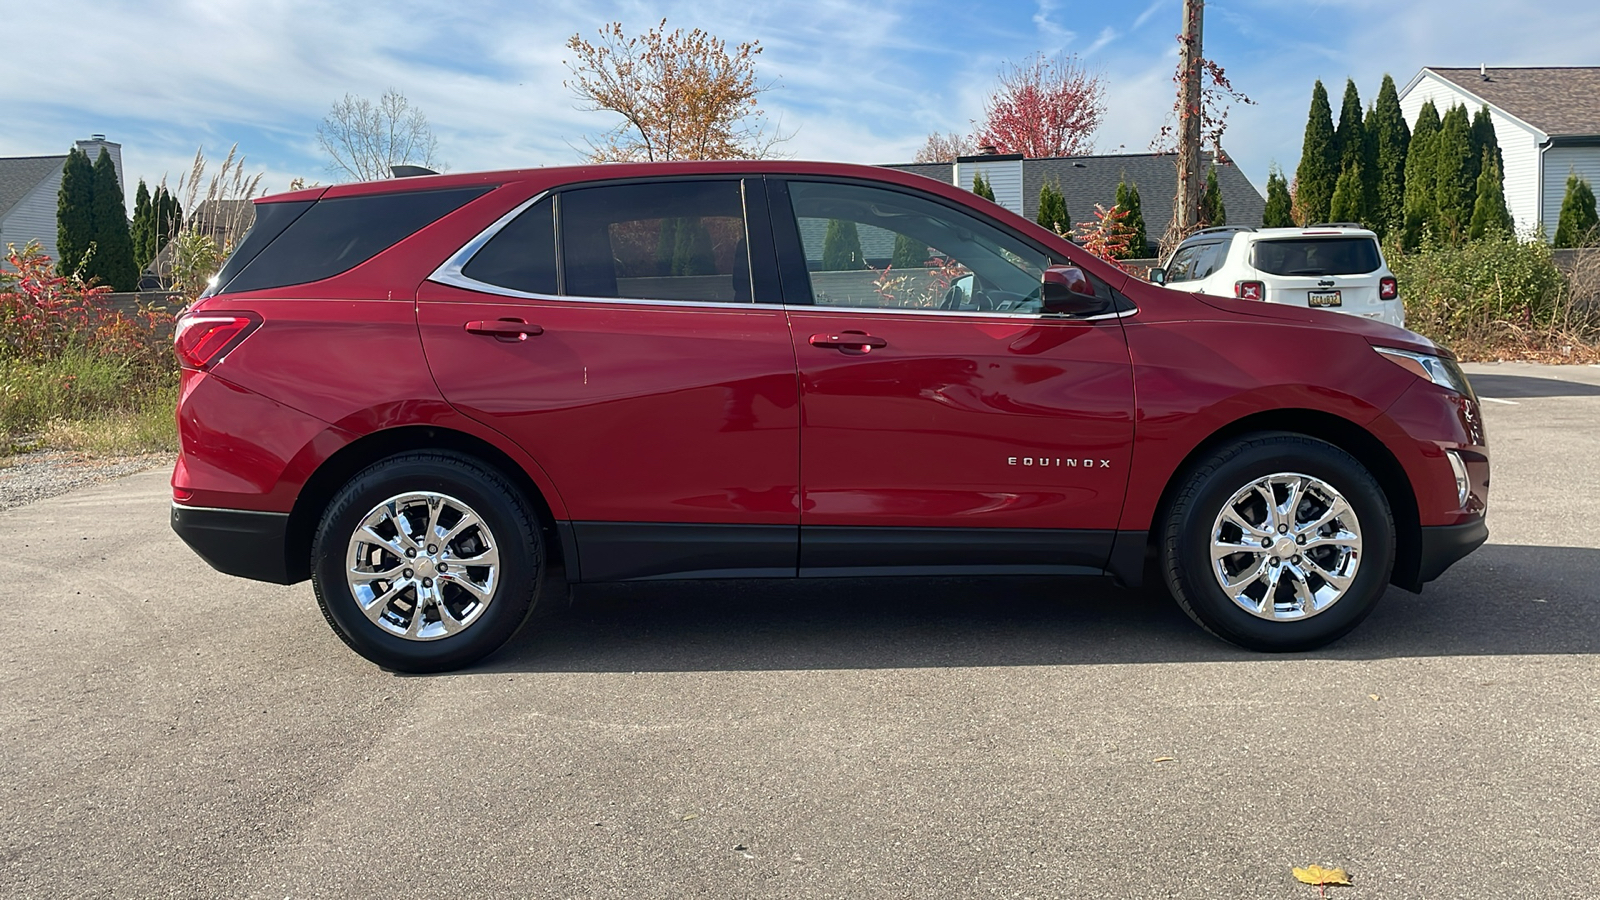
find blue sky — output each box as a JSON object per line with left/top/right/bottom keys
{"left": 6, "top": 0, "right": 1600, "bottom": 207}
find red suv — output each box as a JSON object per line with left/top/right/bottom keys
{"left": 170, "top": 161, "right": 1488, "bottom": 671}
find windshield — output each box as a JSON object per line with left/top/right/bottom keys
{"left": 1252, "top": 237, "right": 1381, "bottom": 276}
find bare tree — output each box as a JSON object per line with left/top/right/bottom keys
{"left": 913, "top": 132, "right": 974, "bottom": 163}
{"left": 565, "top": 19, "right": 787, "bottom": 161}
{"left": 316, "top": 89, "right": 443, "bottom": 181}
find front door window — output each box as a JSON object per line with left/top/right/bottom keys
{"left": 787, "top": 181, "right": 1048, "bottom": 313}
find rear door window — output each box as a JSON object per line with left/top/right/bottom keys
{"left": 559, "top": 180, "right": 753, "bottom": 303}
{"left": 460, "top": 196, "right": 557, "bottom": 295}
{"left": 1252, "top": 238, "right": 1381, "bottom": 275}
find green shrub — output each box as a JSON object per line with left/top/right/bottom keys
{"left": 1387, "top": 234, "right": 1579, "bottom": 352}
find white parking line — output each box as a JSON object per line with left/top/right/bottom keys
{"left": 1479, "top": 396, "right": 1519, "bottom": 405}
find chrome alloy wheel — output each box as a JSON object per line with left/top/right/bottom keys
{"left": 345, "top": 492, "right": 500, "bottom": 641}
{"left": 1209, "top": 472, "right": 1363, "bottom": 621}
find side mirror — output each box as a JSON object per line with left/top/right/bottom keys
{"left": 1040, "top": 265, "right": 1104, "bottom": 315}
{"left": 1147, "top": 266, "right": 1167, "bottom": 285}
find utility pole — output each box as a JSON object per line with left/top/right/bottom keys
{"left": 1173, "top": 0, "right": 1205, "bottom": 240}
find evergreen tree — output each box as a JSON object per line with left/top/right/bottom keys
{"left": 1468, "top": 148, "right": 1514, "bottom": 240}
{"left": 1294, "top": 80, "right": 1338, "bottom": 225}
{"left": 1360, "top": 104, "right": 1381, "bottom": 228}
{"left": 670, "top": 217, "right": 716, "bottom": 275}
{"left": 892, "top": 232, "right": 927, "bottom": 269}
{"left": 1334, "top": 79, "right": 1365, "bottom": 174}
{"left": 1369, "top": 74, "right": 1411, "bottom": 237}
{"left": 1113, "top": 179, "right": 1145, "bottom": 256}
{"left": 84, "top": 149, "right": 138, "bottom": 291}
{"left": 821, "top": 219, "right": 865, "bottom": 269}
{"left": 1330, "top": 159, "right": 1366, "bottom": 224}
{"left": 1201, "top": 166, "right": 1225, "bottom": 227}
{"left": 1554, "top": 173, "right": 1599, "bottom": 248}
{"left": 1036, "top": 179, "right": 1070, "bottom": 236}
{"left": 1402, "top": 100, "right": 1441, "bottom": 248}
{"left": 56, "top": 148, "right": 95, "bottom": 277}
{"left": 131, "top": 180, "right": 154, "bottom": 269}
{"left": 971, "top": 172, "right": 996, "bottom": 202}
{"left": 1432, "top": 105, "right": 1476, "bottom": 244}
{"left": 1469, "top": 105, "right": 1499, "bottom": 192}
{"left": 1263, "top": 167, "right": 1294, "bottom": 227}
{"left": 154, "top": 186, "right": 182, "bottom": 253}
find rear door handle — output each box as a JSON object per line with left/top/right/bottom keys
{"left": 809, "top": 331, "right": 887, "bottom": 351}
{"left": 466, "top": 319, "right": 544, "bottom": 341}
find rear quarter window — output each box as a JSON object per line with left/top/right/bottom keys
{"left": 218, "top": 185, "right": 493, "bottom": 295}
{"left": 1252, "top": 237, "right": 1381, "bottom": 276}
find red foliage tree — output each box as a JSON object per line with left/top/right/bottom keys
{"left": 974, "top": 54, "right": 1106, "bottom": 159}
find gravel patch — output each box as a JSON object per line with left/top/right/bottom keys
{"left": 0, "top": 450, "right": 172, "bottom": 511}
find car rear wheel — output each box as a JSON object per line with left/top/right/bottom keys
{"left": 311, "top": 452, "right": 543, "bottom": 672}
{"left": 1160, "top": 433, "right": 1395, "bottom": 651}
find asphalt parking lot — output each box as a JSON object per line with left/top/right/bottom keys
{"left": 2, "top": 361, "right": 1597, "bottom": 898}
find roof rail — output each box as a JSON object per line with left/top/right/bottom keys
{"left": 1307, "top": 222, "right": 1365, "bottom": 229}
{"left": 1189, "top": 225, "right": 1255, "bottom": 237}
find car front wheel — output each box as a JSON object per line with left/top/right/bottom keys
{"left": 311, "top": 452, "right": 543, "bottom": 672}
{"left": 1160, "top": 433, "right": 1395, "bottom": 651}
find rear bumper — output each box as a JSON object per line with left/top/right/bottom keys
{"left": 170, "top": 503, "right": 299, "bottom": 584}
{"left": 1400, "top": 516, "right": 1489, "bottom": 592}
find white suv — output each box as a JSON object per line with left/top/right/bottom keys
{"left": 1151, "top": 226, "right": 1404, "bottom": 328}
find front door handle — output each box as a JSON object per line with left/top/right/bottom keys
{"left": 466, "top": 319, "right": 544, "bottom": 342}
{"left": 809, "top": 331, "right": 888, "bottom": 352}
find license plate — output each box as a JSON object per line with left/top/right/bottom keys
{"left": 1308, "top": 290, "right": 1342, "bottom": 308}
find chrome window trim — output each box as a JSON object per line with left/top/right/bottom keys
{"left": 428, "top": 190, "right": 553, "bottom": 294}
{"left": 426, "top": 186, "right": 1136, "bottom": 322}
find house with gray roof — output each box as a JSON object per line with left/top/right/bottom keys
{"left": 1400, "top": 66, "right": 1600, "bottom": 239}
{"left": 0, "top": 136, "right": 126, "bottom": 266}
{"left": 884, "top": 150, "right": 1265, "bottom": 257}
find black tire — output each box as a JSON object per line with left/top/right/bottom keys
{"left": 1159, "top": 433, "right": 1394, "bottom": 652}
{"left": 311, "top": 451, "right": 543, "bottom": 672}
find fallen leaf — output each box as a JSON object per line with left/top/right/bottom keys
{"left": 1293, "top": 865, "right": 1352, "bottom": 886}
{"left": 682, "top": 814, "right": 699, "bottom": 821}
{"left": 1368, "top": 694, "right": 1380, "bottom": 701}
{"left": 1152, "top": 756, "right": 1174, "bottom": 763}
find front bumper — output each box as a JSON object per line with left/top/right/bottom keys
{"left": 1398, "top": 516, "right": 1489, "bottom": 592}
{"left": 170, "top": 503, "right": 299, "bottom": 584}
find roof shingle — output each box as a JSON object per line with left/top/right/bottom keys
{"left": 1425, "top": 67, "right": 1600, "bottom": 136}
{"left": 0, "top": 155, "right": 67, "bottom": 221}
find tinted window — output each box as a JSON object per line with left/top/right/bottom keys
{"left": 1252, "top": 237, "right": 1381, "bottom": 276}
{"left": 1165, "top": 241, "right": 1223, "bottom": 283}
{"left": 787, "top": 181, "right": 1047, "bottom": 311}
{"left": 461, "top": 196, "right": 556, "bottom": 295}
{"left": 207, "top": 200, "right": 312, "bottom": 297}
{"left": 222, "top": 186, "right": 492, "bottom": 294}
{"left": 560, "top": 181, "right": 752, "bottom": 303}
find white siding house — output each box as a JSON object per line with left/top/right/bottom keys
{"left": 0, "top": 136, "right": 126, "bottom": 266}
{"left": 1399, "top": 67, "right": 1600, "bottom": 241}
{"left": 953, "top": 153, "right": 1025, "bottom": 216}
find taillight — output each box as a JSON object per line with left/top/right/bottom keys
{"left": 1235, "top": 281, "right": 1264, "bottom": 301}
{"left": 1380, "top": 277, "right": 1398, "bottom": 300}
{"left": 173, "top": 312, "right": 261, "bottom": 369}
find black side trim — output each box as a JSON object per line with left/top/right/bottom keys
{"left": 171, "top": 504, "right": 298, "bottom": 585}
{"left": 569, "top": 522, "right": 798, "bottom": 582}
{"left": 800, "top": 526, "right": 1115, "bottom": 574}
{"left": 1400, "top": 517, "right": 1489, "bottom": 593}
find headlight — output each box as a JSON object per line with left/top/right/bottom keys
{"left": 1373, "top": 346, "right": 1474, "bottom": 398}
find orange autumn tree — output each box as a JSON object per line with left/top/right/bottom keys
{"left": 565, "top": 20, "right": 786, "bottom": 162}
